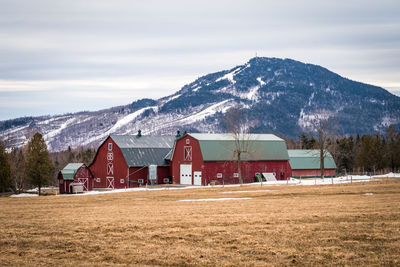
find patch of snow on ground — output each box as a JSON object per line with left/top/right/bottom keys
{"left": 215, "top": 67, "right": 244, "bottom": 84}
{"left": 221, "top": 190, "right": 272, "bottom": 194}
{"left": 178, "top": 198, "right": 252, "bottom": 202}
{"left": 192, "top": 86, "right": 201, "bottom": 92}
{"left": 247, "top": 86, "right": 260, "bottom": 101}
{"left": 257, "top": 77, "right": 266, "bottom": 86}
{"left": 179, "top": 100, "right": 232, "bottom": 124}
{"left": 80, "top": 106, "right": 157, "bottom": 146}
{"left": 44, "top": 117, "right": 76, "bottom": 140}
{"left": 27, "top": 186, "right": 58, "bottom": 193}
{"left": 54, "top": 173, "right": 399, "bottom": 197}
{"left": 163, "top": 94, "right": 181, "bottom": 103}
{"left": 107, "top": 106, "right": 157, "bottom": 134}
{"left": 10, "top": 193, "right": 38, "bottom": 198}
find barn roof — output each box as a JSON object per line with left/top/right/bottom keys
{"left": 110, "top": 135, "right": 175, "bottom": 167}
{"left": 186, "top": 133, "right": 289, "bottom": 161}
{"left": 60, "top": 163, "right": 84, "bottom": 180}
{"left": 288, "top": 150, "right": 337, "bottom": 170}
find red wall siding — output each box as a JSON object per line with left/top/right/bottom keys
{"left": 58, "top": 177, "right": 73, "bottom": 194}
{"left": 128, "top": 167, "right": 148, "bottom": 187}
{"left": 73, "top": 165, "right": 94, "bottom": 191}
{"left": 292, "top": 169, "right": 336, "bottom": 178}
{"left": 171, "top": 135, "right": 205, "bottom": 185}
{"left": 157, "top": 166, "right": 171, "bottom": 184}
{"left": 170, "top": 135, "right": 292, "bottom": 185}
{"left": 90, "top": 137, "right": 129, "bottom": 189}
{"left": 127, "top": 166, "right": 171, "bottom": 187}
{"left": 203, "top": 161, "right": 292, "bottom": 184}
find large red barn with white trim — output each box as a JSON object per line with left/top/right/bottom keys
{"left": 168, "top": 133, "right": 292, "bottom": 185}
{"left": 89, "top": 132, "right": 175, "bottom": 189}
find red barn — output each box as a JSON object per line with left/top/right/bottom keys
{"left": 58, "top": 163, "right": 94, "bottom": 193}
{"left": 288, "top": 150, "right": 337, "bottom": 178}
{"left": 89, "top": 133, "right": 175, "bottom": 189}
{"left": 168, "top": 133, "right": 292, "bottom": 185}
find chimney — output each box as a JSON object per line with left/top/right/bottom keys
{"left": 137, "top": 129, "right": 142, "bottom": 137}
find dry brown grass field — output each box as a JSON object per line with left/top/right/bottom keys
{"left": 1, "top": 179, "right": 400, "bottom": 266}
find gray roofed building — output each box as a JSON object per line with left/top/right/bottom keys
{"left": 110, "top": 135, "right": 176, "bottom": 167}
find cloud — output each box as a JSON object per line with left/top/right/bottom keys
{"left": 0, "top": 0, "right": 399, "bottom": 120}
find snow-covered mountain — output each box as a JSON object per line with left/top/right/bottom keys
{"left": 1, "top": 57, "right": 399, "bottom": 151}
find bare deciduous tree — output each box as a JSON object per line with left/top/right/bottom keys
{"left": 311, "top": 117, "right": 337, "bottom": 179}
{"left": 223, "top": 106, "right": 253, "bottom": 184}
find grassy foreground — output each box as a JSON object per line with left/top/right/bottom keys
{"left": 1, "top": 180, "right": 399, "bottom": 266}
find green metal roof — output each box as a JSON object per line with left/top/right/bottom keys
{"left": 110, "top": 135, "right": 175, "bottom": 167}
{"left": 61, "top": 163, "right": 84, "bottom": 180}
{"left": 187, "top": 133, "right": 289, "bottom": 161}
{"left": 288, "top": 150, "right": 336, "bottom": 170}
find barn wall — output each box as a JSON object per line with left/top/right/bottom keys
{"left": 291, "top": 169, "right": 336, "bottom": 178}
{"left": 203, "top": 161, "right": 292, "bottom": 184}
{"left": 127, "top": 166, "right": 171, "bottom": 187}
{"left": 171, "top": 135, "right": 204, "bottom": 185}
{"left": 90, "top": 137, "right": 129, "bottom": 189}
{"left": 157, "top": 166, "right": 171, "bottom": 184}
{"left": 128, "top": 167, "right": 148, "bottom": 187}
{"left": 170, "top": 135, "right": 292, "bottom": 185}
{"left": 58, "top": 177, "right": 73, "bottom": 194}
{"left": 74, "top": 165, "right": 94, "bottom": 191}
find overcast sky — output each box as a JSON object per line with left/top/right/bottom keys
{"left": 0, "top": 0, "right": 399, "bottom": 120}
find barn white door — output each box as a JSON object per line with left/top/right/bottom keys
{"left": 180, "top": 164, "right": 192, "bottom": 185}
{"left": 193, "top": 171, "right": 202, "bottom": 186}
{"left": 106, "top": 177, "right": 114, "bottom": 189}
{"left": 77, "top": 178, "right": 89, "bottom": 191}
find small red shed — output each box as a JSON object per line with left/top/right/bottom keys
{"left": 169, "top": 133, "right": 292, "bottom": 185}
{"left": 89, "top": 132, "right": 175, "bottom": 189}
{"left": 58, "top": 163, "right": 94, "bottom": 193}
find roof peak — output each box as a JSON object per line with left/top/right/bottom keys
{"left": 186, "top": 133, "right": 284, "bottom": 142}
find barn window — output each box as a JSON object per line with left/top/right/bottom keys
{"left": 217, "top": 173, "right": 222, "bottom": 178}
{"left": 59, "top": 179, "right": 64, "bottom": 184}
{"left": 163, "top": 178, "right": 170, "bottom": 184}
{"left": 96, "top": 178, "right": 100, "bottom": 182}
{"left": 233, "top": 173, "right": 239, "bottom": 178}
{"left": 138, "top": 179, "right": 144, "bottom": 184}
{"left": 108, "top": 143, "right": 112, "bottom": 151}
{"left": 186, "top": 139, "right": 190, "bottom": 144}
{"left": 120, "top": 179, "right": 124, "bottom": 184}
{"left": 184, "top": 146, "right": 192, "bottom": 161}
{"left": 107, "top": 152, "right": 113, "bottom": 161}
{"left": 107, "top": 163, "right": 114, "bottom": 175}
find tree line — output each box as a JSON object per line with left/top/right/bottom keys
{"left": 1, "top": 125, "right": 399, "bottom": 194}
{"left": 286, "top": 125, "right": 400, "bottom": 174}
{"left": 0, "top": 132, "right": 96, "bottom": 194}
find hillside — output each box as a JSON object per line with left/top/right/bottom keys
{"left": 1, "top": 57, "right": 399, "bottom": 151}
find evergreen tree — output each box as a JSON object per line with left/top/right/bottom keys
{"left": 300, "top": 133, "right": 308, "bottom": 149}
{"left": 25, "top": 133, "right": 53, "bottom": 195}
{"left": 386, "top": 125, "right": 400, "bottom": 171}
{"left": 67, "top": 146, "right": 75, "bottom": 162}
{"left": 0, "top": 141, "right": 11, "bottom": 192}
